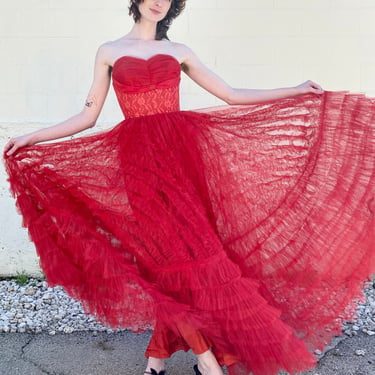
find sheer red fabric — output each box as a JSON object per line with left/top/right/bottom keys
{"left": 4, "top": 54, "right": 375, "bottom": 375}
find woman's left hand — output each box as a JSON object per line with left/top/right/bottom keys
{"left": 296, "top": 80, "right": 324, "bottom": 95}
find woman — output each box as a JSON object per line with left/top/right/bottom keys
{"left": 4, "top": 1, "right": 375, "bottom": 375}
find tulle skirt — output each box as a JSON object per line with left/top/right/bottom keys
{"left": 4, "top": 91, "right": 375, "bottom": 375}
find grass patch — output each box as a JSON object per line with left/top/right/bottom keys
{"left": 14, "top": 272, "right": 29, "bottom": 286}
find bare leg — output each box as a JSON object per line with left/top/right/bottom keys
{"left": 196, "top": 350, "right": 225, "bottom": 375}
{"left": 145, "top": 320, "right": 234, "bottom": 374}
{"left": 144, "top": 357, "right": 165, "bottom": 374}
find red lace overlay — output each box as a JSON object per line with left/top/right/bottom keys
{"left": 115, "top": 86, "right": 179, "bottom": 118}
{"left": 4, "top": 54, "right": 375, "bottom": 375}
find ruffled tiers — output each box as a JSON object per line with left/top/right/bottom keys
{"left": 4, "top": 91, "right": 375, "bottom": 375}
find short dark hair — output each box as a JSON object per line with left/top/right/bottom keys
{"left": 128, "top": 0, "right": 186, "bottom": 40}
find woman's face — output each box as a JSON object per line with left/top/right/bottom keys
{"left": 138, "top": 0, "right": 172, "bottom": 23}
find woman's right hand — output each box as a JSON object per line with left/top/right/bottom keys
{"left": 4, "top": 134, "right": 34, "bottom": 157}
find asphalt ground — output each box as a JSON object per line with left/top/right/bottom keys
{"left": 0, "top": 331, "right": 374, "bottom": 375}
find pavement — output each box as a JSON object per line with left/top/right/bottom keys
{"left": 0, "top": 331, "right": 374, "bottom": 375}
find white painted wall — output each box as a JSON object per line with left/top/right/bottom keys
{"left": 1, "top": 0, "right": 375, "bottom": 277}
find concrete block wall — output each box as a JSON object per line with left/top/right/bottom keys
{"left": 1, "top": 0, "right": 375, "bottom": 277}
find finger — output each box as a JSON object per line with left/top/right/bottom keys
{"left": 4, "top": 141, "right": 13, "bottom": 153}
{"left": 312, "top": 88, "right": 324, "bottom": 94}
{"left": 311, "top": 87, "right": 324, "bottom": 95}
{"left": 4, "top": 143, "right": 10, "bottom": 153}
{"left": 310, "top": 81, "right": 323, "bottom": 91}
{"left": 313, "top": 84, "right": 324, "bottom": 92}
{"left": 307, "top": 82, "right": 323, "bottom": 94}
{"left": 6, "top": 144, "right": 18, "bottom": 156}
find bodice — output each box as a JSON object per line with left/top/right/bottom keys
{"left": 112, "top": 54, "right": 181, "bottom": 118}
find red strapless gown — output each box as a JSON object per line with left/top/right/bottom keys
{"left": 4, "top": 54, "right": 375, "bottom": 375}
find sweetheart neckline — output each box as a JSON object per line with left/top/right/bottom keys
{"left": 112, "top": 54, "right": 181, "bottom": 69}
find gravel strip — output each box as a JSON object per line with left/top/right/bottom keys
{"left": 0, "top": 277, "right": 374, "bottom": 338}
{"left": 0, "top": 280, "right": 112, "bottom": 335}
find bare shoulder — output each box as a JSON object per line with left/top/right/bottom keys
{"left": 95, "top": 39, "right": 125, "bottom": 66}
{"left": 97, "top": 37, "right": 134, "bottom": 65}
{"left": 170, "top": 42, "right": 195, "bottom": 62}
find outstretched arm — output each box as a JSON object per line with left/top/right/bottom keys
{"left": 180, "top": 45, "right": 323, "bottom": 105}
{"left": 5, "top": 44, "right": 112, "bottom": 156}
